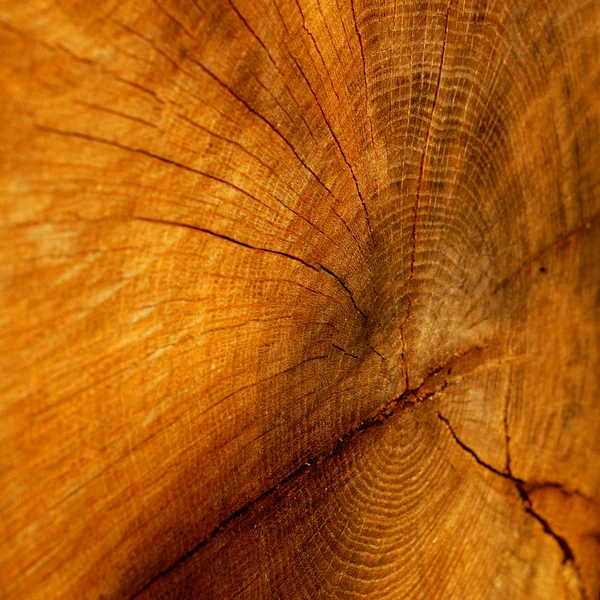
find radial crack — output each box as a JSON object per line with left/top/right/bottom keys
{"left": 133, "top": 216, "right": 317, "bottom": 271}
{"left": 318, "top": 262, "right": 368, "bottom": 323}
{"left": 331, "top": 343, "right": 359, "bottom": 359}
{"left": 399, "top": 0, "right": 453, "bottom": 388}
{"left": 287, "top": 40, "right": 373, "bottom": 236}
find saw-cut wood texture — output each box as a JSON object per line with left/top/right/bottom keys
{"left": 0, "top": 0, "right": 598, "bottom": 597}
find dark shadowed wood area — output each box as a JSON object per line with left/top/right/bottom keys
{"left": 0, "top": 0, "right": 599, "bottom": 597}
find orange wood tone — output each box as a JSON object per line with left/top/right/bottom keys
{"left": 0, "top": 0, "right": 598, "bottom": 597}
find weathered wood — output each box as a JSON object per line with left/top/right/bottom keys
{"left": 0, "top": 0, "right": 598, "bottom": 597}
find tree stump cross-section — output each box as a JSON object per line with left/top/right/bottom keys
{"left": 0, "top": 0, "right": 598, "bottom": 598}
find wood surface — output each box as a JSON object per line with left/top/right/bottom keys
{"left": 0, "top": 0, "right": 599, "bottom": 597}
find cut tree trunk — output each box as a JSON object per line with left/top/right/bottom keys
{"left": 0, "top": 0, "right": 599, "bottom": 598}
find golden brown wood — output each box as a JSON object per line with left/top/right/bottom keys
{"left": 0, "top": 0, "right": 598, "bottom": 597}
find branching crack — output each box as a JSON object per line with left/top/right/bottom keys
{"left": 438, "top": 412, "right": 584, "bottom": 583}
{"left": 514, "top": 482, "right": 575, "bottom": 563}
{"left": 502, "top": 398, "right": 588, "bottom": 598}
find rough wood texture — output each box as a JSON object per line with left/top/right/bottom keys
{"left": 0, "top": 0, "right": 598, "bottom": 598}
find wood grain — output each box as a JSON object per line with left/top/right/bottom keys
{"left": 0, "top": 0, "right": 598, "bottom": 597}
